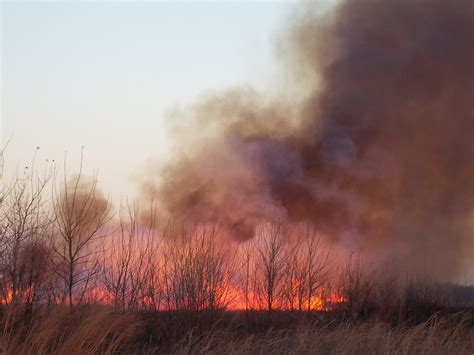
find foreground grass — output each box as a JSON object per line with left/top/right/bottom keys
{"left": 173, "top": 320, "right": 473, "bottom": 355}
{"left": 0, "top": 306, "right": 472, "bottom": 354}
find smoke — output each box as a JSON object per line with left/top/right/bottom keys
{"left": 58, "top": 175, "right": 110, "bottom": 231}
{"left": 141, "top": 0, "right": 474, "bottom": 281}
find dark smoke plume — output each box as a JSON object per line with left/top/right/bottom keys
{"left": 141, "top": 0, "right": 474, "bottom": 280}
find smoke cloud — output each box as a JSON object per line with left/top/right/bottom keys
{"left": 141, "top": 0, "right": 474, "bottom": 281}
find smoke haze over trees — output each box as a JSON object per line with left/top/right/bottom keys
{"left": 141, "top": 0, "right": 474, "bottom": 282}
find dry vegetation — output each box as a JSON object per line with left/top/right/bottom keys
{"left": 0, "top": 168, "right": 472, "bottom": 354}
{"left": 1, "top": 305, "right": 472, "bottom": 354}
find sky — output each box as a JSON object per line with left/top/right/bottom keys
{"left": 1, "top": 0, "right": 331, "bottom": 203}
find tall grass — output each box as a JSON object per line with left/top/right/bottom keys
{"left": 0, "top": 306, "right": 141, "bottom": 354}
{"left": 0, "top": 305, "right": 472, "bottom": 354}
{"left": 171, "top": 316, "right": 473, "bottom": 355}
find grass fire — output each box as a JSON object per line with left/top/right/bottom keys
{"left": 1, "top": 0, "right": 473, "bottom": 353}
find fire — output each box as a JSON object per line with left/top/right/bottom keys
{"left": 0, "top": 278, "right": 346, "bottom": 311}
{"left": 0, "top": 285, "right": 34, "bottom": 305}
{"left": 0, "top": 289, "right": 13, "bottom": 305}
{"left": 0, "top": 226, "right": 347, "bottom": 311}
{"left": 306, "top": 292, "right": 346, "bottom": 311}
{"left": 227, "top": 286, "right": 345, "bottom": 311}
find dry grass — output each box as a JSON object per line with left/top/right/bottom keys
{"left": 0, "top": 306, "right": 472, "bottom": 354}
{"left": 0, "top": 306, "right": 142, "bottom": 354}
{"left": 171, "top": 315, "right": 474, "bottom": 355}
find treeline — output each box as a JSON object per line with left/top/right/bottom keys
{"left": 0, "top": 165, "right": 471, "bottom": 321}
{"left": 0, "top": 166, "right": 338, "bottom": 313}
{"left": 0, "top": 166, "right": 473, "bottom": 354}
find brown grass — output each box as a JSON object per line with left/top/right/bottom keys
{"left": 0, "top": 306, "right": 141, "bottom": 354}
{"left": 172, "top": 317, "right": 473, "bottom": 355}
{"left": 0, "top": 306, "right": 472, "bottom": 354}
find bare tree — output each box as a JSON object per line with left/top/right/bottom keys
{"left": 51, "top": 159, "right": 111, "bottom": 306}
{"left": 162, "top": 223, "right": 236, "bottom": 312}
{"left": 287, "top": 226, "right": 332, "bottom": 311}
{"left": 251, "top": 221, "right": 288, "bottom": 312}
{"left": 0, "top": 169, "right": 52, "bottom": 306}
{"left": 102, "top": 201, "right": 160, "bottom": 310}
{"left": 339, "top": 253, "right": 377, "bottom": 319}
{"left": 239, "top": 240, "right": 256, "bottom": 311}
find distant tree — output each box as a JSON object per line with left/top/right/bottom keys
{"left": 102, "top": 201, "right": 160, "bottom": 310}
{"left": 162, "top": 223, "right": 236, "bottom": 312}
{"left": 282, "top": 225, "right": 332, "bottom": 311}
{"left": 252, "top": 221, "right": 288, "bottom": 312}
{"left": 51, "top": 158, "right": 111, "bottom": 306}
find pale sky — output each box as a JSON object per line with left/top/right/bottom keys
{"left": 1, "top": 1, "right": 334, "bottom": 203}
